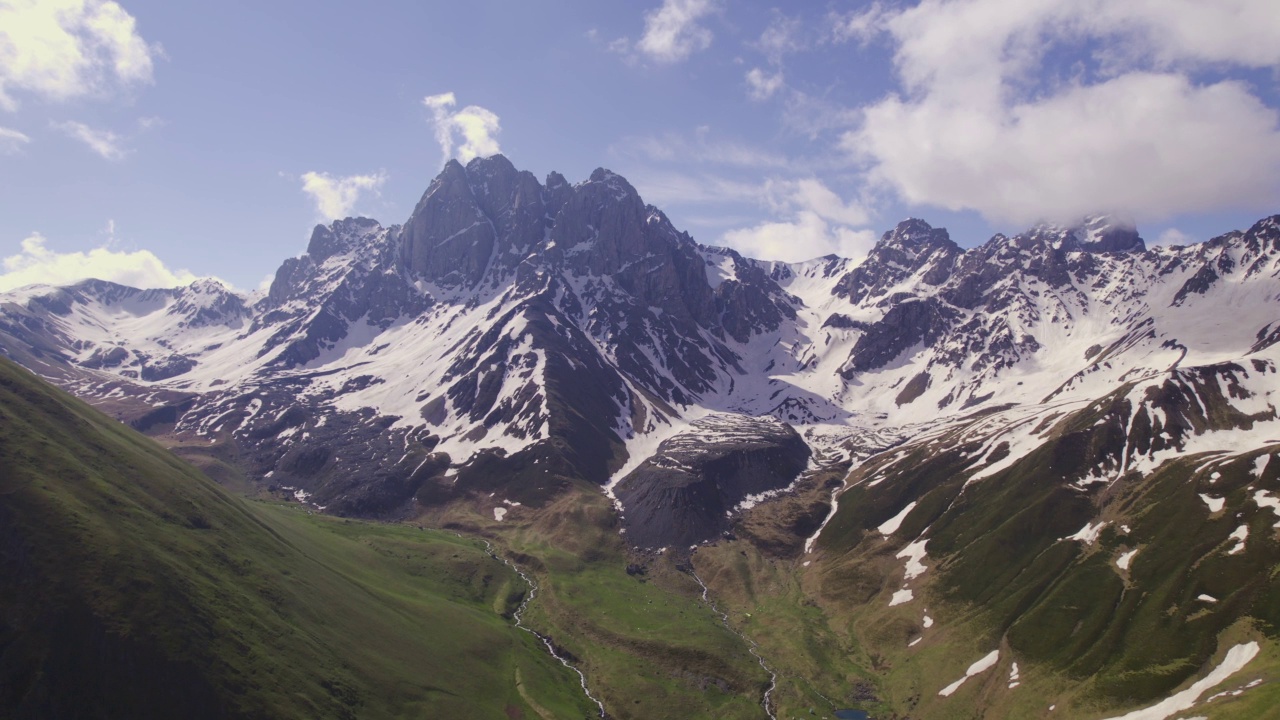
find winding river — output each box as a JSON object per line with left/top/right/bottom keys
{"left": 691, "top": 569, "right": 779, "bottom": 720}
{"left": 482, "top": 540, "right": 607, "bottom": 718}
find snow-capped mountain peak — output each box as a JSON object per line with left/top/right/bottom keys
{"left": 2, "top": 157, "right": 1278, "bottom": 549}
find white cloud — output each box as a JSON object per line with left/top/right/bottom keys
{"left": 829, "top": 4, "right": 889, "bottom": 45}
{"left": 1153, "top": 228, "right": 1194, "bottom": 247}
{"left": 606, "top": 37, "right": 633, "bottom": 57}
{"left": 0, "top": 232, "right": 203, "bottom": 292}
{"left": 745, "top": 68, "right": 784, "bottom": 101}
{"left": 720, "top": 177, "right": 875, "bottom": 261}
{"left": 756, "top": 13, "right": 803, "bottom": 64}
{"left": 52, "top": 119, "right": 126, "bottom": 159}
{"left": 722, "top": 211, "right": 876, "bottom": 262}
{"left": 615, "top": 125, "right": 875, "bottom": 261}
{"left": 844, "top": 0, "right": 1280, "bottom": 225}
{"left": 0, "top": 126, "right": 31, "bottom": 153}
{"left": 300, "top": 170, "right": 387, "bottom": 220}
{"left": 636, "top": 0, "right": 719, "bottom": 63}
{"left": 1082, "top": 1, "right": 1280, "bottom": 69}
{"left": 0, "top": 0, "right": 155, "bottom": 111}
{"left": 766, "top": 178, "right": 871, "bottom": 227}
{"left": 782, "top": 91, "right": 862, "bottom": 139}
{"left": 422, "top": 92, "right": 502, "bottom": 164}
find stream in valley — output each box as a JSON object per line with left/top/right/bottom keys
{"left": 481, "top": 540, "right": 607, "bottom": 718}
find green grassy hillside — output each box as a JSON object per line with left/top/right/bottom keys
{"left": 0, "top": 356, "right": 596, "bottom": 719}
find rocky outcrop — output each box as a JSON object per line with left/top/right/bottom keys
{"left": 613, "top": 415, "right": 811, "bottom": 548}
{"left": 843, "top": 298, "right": 957, "bottom": 375}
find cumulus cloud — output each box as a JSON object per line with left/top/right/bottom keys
{"left": 723, "top": 212, "right": 876, "bottom": 263}
{"left": 0, "top": 232, "right": 203, "bottom": 292}
{"left": 721, "top": 177, "right": 875, "bottom": 262}
{"left": 0, "top": 126, "right": 31, "bottom": 153}
{"left": 423, "top": 92, "right": 502, "bottom": 164}
{"left": 1153, "top": 228, "right": 1195, "bottom": 247}
{"left": 765, "top": 178, "right": 871, "bottom": 227}
{"left": 300, "top": 170, "right": 387, "bottom": 220}
{"left": 745, "top": 68, "right": 784, "bottom": 101}
{"left": 0, "top": 0, "right": 155, "bottom": 110}
{"left": 52, "top": 120, "right": 126, "bottom": 159}
{"left": 635, "top": 0, "right": 719, "bottom": 63}
{"left": 843, "top": 0, "right": 1280, "bottom": 225}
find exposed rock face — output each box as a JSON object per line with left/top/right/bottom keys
{"left": 259, "top": 217, "right": 428, "bottom": 368}
{"left": 613, "top": 415, "right": 811, "bottom": 548}
{"left": 400, "top": 160, "right": 498, "bottom": 287}
{"left": 702, "top": 246, "right": 797, "bottom": 343}
{"left": 843, "top": 298, "right": 957, "bottom": 376}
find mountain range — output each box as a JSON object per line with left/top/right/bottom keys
{"left": 3, "top": 155, "right": 1279, "bottom": 718}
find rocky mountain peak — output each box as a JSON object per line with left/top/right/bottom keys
{"left": 882, "top": 218, "right": 957, "bottom": 254}
{"left": 1077, "top": 214, "right": 1145, "bottom": 253}
{"left": 587, "top": 166, "right": 631, "bottom": 188}
{"left": 544, "top": 170, "right": 571, "bottom": 217}
{"left": 462, "top": 154, "right": 528, "bottom": 216}
{"left": 872, "top": 219, "right": 960, "bottom": 275}
{"left": 464, "top": 152, "right": 518, "bottom": 182}
{"left": 833, "top": 219, "right": 960, "bottom": 302}
{"left": 399, "top": 155, "right": 555, "bottom": 288}
{"left": 430, "top": 158, "right": 470, "bottom": 195}
{"left": 1009, "top": 216, "right": 1144, "bottom": 256}
{"left": 548, "top": 166, "right": 650, "bottom": 275}
{"left": 305, "top": 217, "right": 385, "bottom": 261}
{"left": 183, "top": 277, "right": 231, "bottom": 295}
{"left": 400, "top": 159, "right": 497, "bottom": 287}
{"left": 168, "top": 278, "right": 248, "bottom": 329}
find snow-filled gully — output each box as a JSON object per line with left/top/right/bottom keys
{"left": 481, "top": 541, "right": 606, "bottom": 718}
{"left": 691, "top": 570, "right": 779, "bottom": 720}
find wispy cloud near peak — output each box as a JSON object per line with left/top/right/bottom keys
{"left": 423, "top": 92, "right": 502, "bottom": 164}
{"left": 300, "top": 171, "right": 388, "bottom": 221}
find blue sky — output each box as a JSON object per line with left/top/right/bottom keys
{"left": 2, "top": 0, "right": 1279, "bottom": 291}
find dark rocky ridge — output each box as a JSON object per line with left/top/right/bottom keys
{"left": 613, "top": 415, "right": 811, "bottom": 548}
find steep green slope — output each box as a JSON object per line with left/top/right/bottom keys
{"left": 0, "top": 356, "right": 595, "bottom": 719}
{"left": 783, "top": 366, "right": 1280, "bottom": 718}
